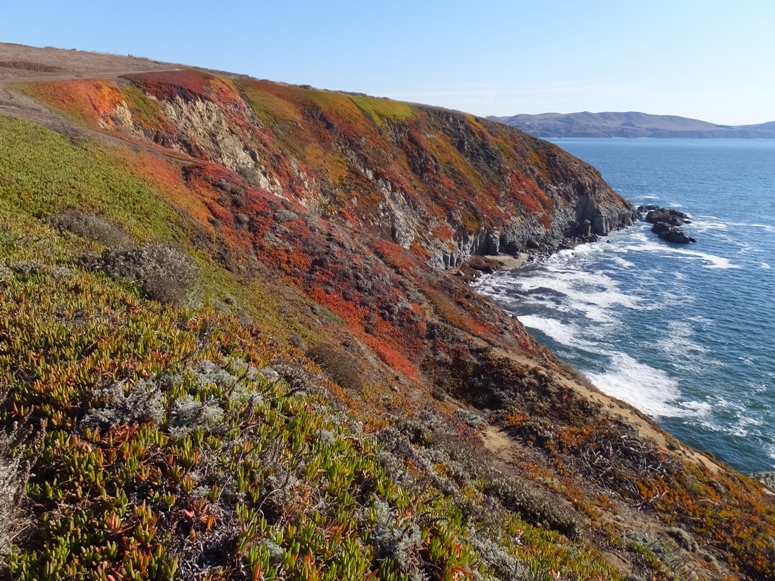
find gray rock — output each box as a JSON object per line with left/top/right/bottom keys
{"left": 651, "top": 222, "right": 696, "bottom": 243}
{"left": 752, "top": 471, "right": 775, "bottom": 492}
{"left": 641, "top": 206, "right": 696, "bottom": 243}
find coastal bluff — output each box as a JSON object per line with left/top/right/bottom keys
{"left": 1, "top": 43, "right": 773, "bottom": 580}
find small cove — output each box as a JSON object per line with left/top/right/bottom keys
{"left": 474, "top": 138, "right": 775, "bottom": 473}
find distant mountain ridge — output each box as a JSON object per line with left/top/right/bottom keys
{"left": 489, "top": 111, "right": 775, "bottom": 138}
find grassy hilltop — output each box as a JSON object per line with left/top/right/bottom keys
{"left": 0, "top": 44, "right": 774, "bottom": 581}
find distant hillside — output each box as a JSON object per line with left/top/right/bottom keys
{"left": 490, "top": 111, "right": 775, "bottom": 138}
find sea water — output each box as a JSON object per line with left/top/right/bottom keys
{"left": 473, "top": 139, "right": 775, "bottom": 473}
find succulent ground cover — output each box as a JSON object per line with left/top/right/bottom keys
{"left": 1, "top": 47, "right": 774, "bottom": 580}
{"left": 0, "top": 202, "right": 621, "bottom": 580}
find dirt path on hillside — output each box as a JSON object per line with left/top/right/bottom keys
{"left": 0, "top": 42, "right": 188, "bottom": 147}
{"left": 0, "top": 42, "right": 179, "bottom": 80}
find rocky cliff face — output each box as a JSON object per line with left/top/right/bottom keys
{"left": 31, "top": 70, "right": 636, "bottom": 268}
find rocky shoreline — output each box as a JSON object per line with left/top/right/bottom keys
{"left": 456, "top": 215, "right": 636, "bottom": 281}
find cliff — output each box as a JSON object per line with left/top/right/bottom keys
{"left": 1, "top": 44, "right": 774, "bottom": 581}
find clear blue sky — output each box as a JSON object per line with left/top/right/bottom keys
{"left": 2, "top": 0, "right": 774, "bottom": 124}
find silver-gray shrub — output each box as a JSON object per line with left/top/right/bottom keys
{"left": 50, "top": 208, "right": 133, "bottom": 249}
{"left": 91, "top": 243, "right": 199, "bottom": 305}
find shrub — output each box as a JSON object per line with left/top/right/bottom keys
{"left": 370, "top": 498, "right": 422, "bottom": 572}
{"left": 307, "top": 343, "right": 364, "bottom": 393}
{"left": 87, "top": 242, "right": 199, "bottom": 305}
{"left": 484, "top": 477, "right": 579, "bottom": 539}
{"left": 0, "top": 453, "right": 26, "bottom": 564}
{"left": 0, "top": 421, "right": 37, "bottom": 566}
{"left": 49, "top": 208, "right": 133, "bottom": 248}
{"left": 81, "top": 380, "right": 165, "bottom": 430}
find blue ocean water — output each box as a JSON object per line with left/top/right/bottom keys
{"left": 474, "top": 139, "right": 775, "bottom": 473}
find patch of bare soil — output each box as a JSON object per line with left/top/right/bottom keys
{"left": 0, "top": 43, "right": 187, "bottom": 151}
{"left": 0, "top": 60, "right": 62, "bottom": 73}
{"left": 0, "top": 43, "right": 176, "bottom": 81}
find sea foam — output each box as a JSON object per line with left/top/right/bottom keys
{"left": 585, "top": 352, "right": 703, "bottom": 418}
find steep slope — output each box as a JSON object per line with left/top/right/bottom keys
{"left": 16, "top": 68, "right": 637, "bottom": 266}
{"left": 1, "top": 45, "right": 774, "bottom": 581}
{"left": 491, "top": 111, "right": 775, "bottom": 138}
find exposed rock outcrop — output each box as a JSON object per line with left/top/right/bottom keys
{"left": 32, "top": 69, "right": 636, "bottom": 268}
{"left": 753, "top": 472, "right": 775, "bottom": 493}
{"left": 639, "top": 205, "right": 696, "bottom": 243}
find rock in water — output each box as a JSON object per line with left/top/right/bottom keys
{"left": 651, "top": 221, "right": 697, "bottom": 243}
{"left": 638, "top": 205, "right": 696, "bottom": 243}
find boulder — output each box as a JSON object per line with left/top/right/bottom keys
{"left": 644, "top": 207, "right": 690, "bottom": 223}
{"left": 751, "top": 472, "right": 775, "bottom": 493}
{"left": 639, "top": 205, "right": 695, "bottom": 243}
{"left": 651, "top": 222, "right": 696, "bottom": 244}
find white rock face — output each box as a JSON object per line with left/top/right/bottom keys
{"left": 162, "top": 96, "right": 257, "bottom": 171}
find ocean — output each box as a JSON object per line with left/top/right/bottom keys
{"left": 474, "top": 138, "right": 775, "bottom": 474}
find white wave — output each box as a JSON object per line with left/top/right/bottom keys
{"left": 656, "top": 321, "right": 709, "bottom": 360}
{"left": 689, "top": 218, "right": 775, "bottom": 234}
{"left": 689, "top": 217, "right": 729, "bottom": 232}
{"left": 765, "top": 443, "right": 775, "bottom": 467}
{"left": 585, "top": 352, "right": 703, "bottom": 418}
{"left": 740, "top": 415, "right": 763, "bottom": 428}
{"left": 628, "top": 238, "right": 739, "bottom": 269}
{"left": 623, "top": 228, "right": 739, "bottom": 268}
{"left": 728, "top": 222, "right": 775, "bottom": 233}
{"left": 517, "top": 315, "right": 602, "bottom": 352}
{"left": 611, "top": 256, "right": 635, "bottom": 268}
{"left": 712, "top": 397, "right": 741, "bottom": 411}
{"left": 511, "top": 264, "right": 645, "bottom": 324}
{"left": 762, "top": 263, "right": 772, "bottom": 269}
{"left": 680, "top": 401, "right": 713, "bottom": 415}
{"left": 700, "top": 407, "right": 765, "bottom": 438}
{"left": 669, "top": 249, "right": 738, "bottom": 269}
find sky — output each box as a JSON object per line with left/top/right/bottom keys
{"left": 2, "top": 0, "right": 774, "bottom": 125}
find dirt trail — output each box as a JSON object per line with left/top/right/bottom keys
{"left": 0, "top": 42, "right": 179, "bottom": 80}
{"left": 0, "top": 42, "right": 188, "bottom": 148}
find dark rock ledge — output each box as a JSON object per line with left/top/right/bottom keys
{"left": 638, "top": 205, "right": 696, "bottom": 244}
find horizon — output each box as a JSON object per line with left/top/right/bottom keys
{"left": 489, "top": 110, "right": 774, "bottom": 126}
{"left": 2, "top": 1, "right": 774, "bottom": 126}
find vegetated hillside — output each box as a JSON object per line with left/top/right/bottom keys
{"left": 0, "top": 44, "right": 774, "bottom": 581}
{"left": 490, "top": 111, "right": 775, "bottom": 138}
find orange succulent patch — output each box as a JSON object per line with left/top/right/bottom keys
{"left": 24, "top": 79, "right": 126, "bottom": 128}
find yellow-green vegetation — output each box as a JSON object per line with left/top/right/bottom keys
{"left": 350, "top": 95, "right": 415, "bottom": 128}
{"left": 121, "top": 84, "right": 167, "bottom": 132}
{"left": 0, "top": 214, "right": 620, "bottom": 581}
{"left": 241, "top": 85, "right": 303, "bottom": 127}
{"left": 0, "top": 116, "right": 178, "bottom": 241}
